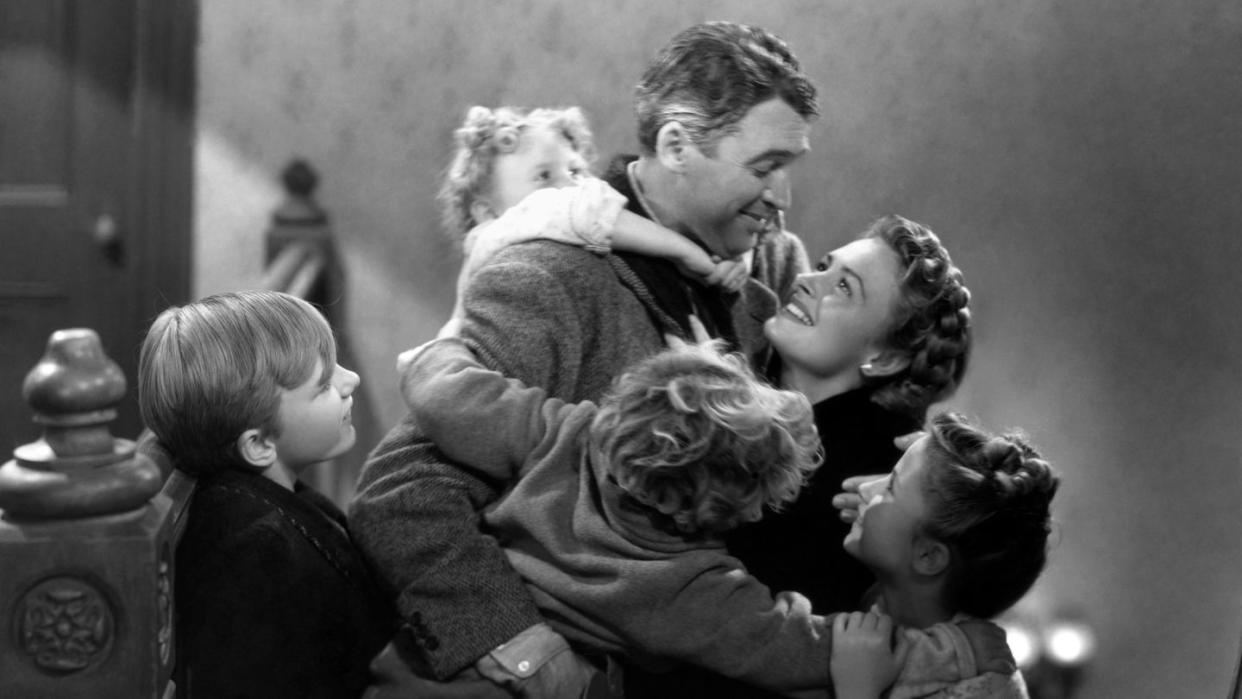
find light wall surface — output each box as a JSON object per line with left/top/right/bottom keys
{"left": 194, "top": 2, "right": 1242, "bottom": 697}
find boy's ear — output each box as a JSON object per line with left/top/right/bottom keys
{"left": 912, "top": 535, "right": 951, "bottom": 577}
{"left": 860, "top": 348, "right": 911, "bottom": 379}
{"left": 655, "top": 121, "right": 695, "bottom": 173}
{"left": 236, "top": 428, "right": 277, "bottom": 471}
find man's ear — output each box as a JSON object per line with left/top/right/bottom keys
{"left": 236, "top": 428, "right": 277, "bottom": 471}
{"left": 912, "top": 535, "right": 951, "bottom": 577}
{"left": 654, "top": 121, "right": 696, "bottom": 173}
{"left": 860, "top": 348, "right": 911, "bottom": 378}
{"left": 469, "top": 199, "right": 496, "bottom": 225}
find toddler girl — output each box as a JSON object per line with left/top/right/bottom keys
{"left": 435, "top": 105, "right": 745, "bottom": 338}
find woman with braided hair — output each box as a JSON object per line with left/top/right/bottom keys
{"left": 651, "top": 214, "right": 991, "bottom": 699}
{"left": 728, "top": 213, "right": 974, "bottom": 622}
{"left": 829, "top": 412, "right": 1058, "bottom": 698}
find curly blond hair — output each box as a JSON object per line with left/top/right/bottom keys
{"left": 590, "top": 340, "right": 823, "bottom": 535}
{"left": 437, "top": 105, "right": 597, "bottom": 241}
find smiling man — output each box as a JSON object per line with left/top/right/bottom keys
{"left": 352, "top": 21, "right": 819, "bottom": 699}
{"left": 601, "top": 23, "right": 817, "bottom": 366}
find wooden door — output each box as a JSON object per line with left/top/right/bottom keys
{"left": 0, "top": 0, "right": 195, "bottom": 451}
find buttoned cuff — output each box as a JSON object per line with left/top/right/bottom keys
{"left": 478, "top": 622, "right": 569, "bottom": 680}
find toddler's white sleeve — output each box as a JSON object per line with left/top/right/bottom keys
{"left": 489, "top": 178, "right": 627, "bottom": 254}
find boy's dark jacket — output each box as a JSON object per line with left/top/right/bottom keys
{"left": 173, "top": 465, "right": 394, "bottom": 698}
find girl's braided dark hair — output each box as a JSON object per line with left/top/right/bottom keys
{"left": 921, "top": 412, "right": 1060, "bottom": 619}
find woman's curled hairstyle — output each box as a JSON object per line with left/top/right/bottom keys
{"left": 866, "top": 215, "right": 972, "bottom": 419}
{"left": 590, "top": 341, "right": 822, "bottom": 535}
{"left": 922, "top": 412, "right": 1060, "bottom": 619}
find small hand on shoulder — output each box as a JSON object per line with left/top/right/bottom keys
{"left": 830, "top": 607, "right": 910, "bottom": 699}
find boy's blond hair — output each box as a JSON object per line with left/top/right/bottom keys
{"left": 138, "top": 290, "right": 336, "bottom": 476}
{"left": 590, "top": 341, "right": 822, "bottom": 534}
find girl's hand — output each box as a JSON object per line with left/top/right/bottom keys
{"left": 893, "top": 430, "right": 926, "bottom": 451}
{"left": 832, "top": 474, "right": 884, "bottom": 524}
{"left": 830, "top": 609, "right": 910, "bottom": 699}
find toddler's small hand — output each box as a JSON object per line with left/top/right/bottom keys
{"left": 702, "top": 257, "right": 749, "bottom": 293}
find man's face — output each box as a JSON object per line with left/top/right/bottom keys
{"left": 682, "top": 98, "right": 811, "bottom": 257}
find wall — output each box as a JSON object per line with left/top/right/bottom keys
{"left": 194, "top": 1, "right": 1242, "bottom": 696}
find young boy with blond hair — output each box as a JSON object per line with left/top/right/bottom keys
{"left": 139, "top": 290, "right": 393, "bottom": 699}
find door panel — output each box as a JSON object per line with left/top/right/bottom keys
{"left": 0, "top": 0, "right": 141, "bottom": 450}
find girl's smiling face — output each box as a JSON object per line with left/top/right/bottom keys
{"left": 843, "top": 435, "right": 934, "bottom": 577}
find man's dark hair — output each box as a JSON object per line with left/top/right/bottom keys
{"left": 634, "top": 21, "right": 819, "bottom": 155}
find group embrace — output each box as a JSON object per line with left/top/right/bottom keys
{"left": 140, "top": 21, "right": 1058, "bottom": 699}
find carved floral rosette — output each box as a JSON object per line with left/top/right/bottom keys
{"left": 16, "top": 576, "right": 114, "bottom": 674}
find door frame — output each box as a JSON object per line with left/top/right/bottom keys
{"left": 131, "top": 0, "right": 197, "bottom": 328}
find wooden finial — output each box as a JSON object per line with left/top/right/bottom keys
{"left": 273, "top": 158, "right": 327, "bottom": 226}
{"left": 0, "top": 329, "right": 161, "bottom": 519}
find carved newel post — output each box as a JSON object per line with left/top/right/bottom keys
{"left": 0, "top": 329, "right": 191, "bottom": 699}
{"left": 266, "top": 158, "right": 343, "bottom": 311}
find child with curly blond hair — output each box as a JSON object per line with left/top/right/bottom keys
{"left": 434, "top": 105, "right": 747, "bottom": 338}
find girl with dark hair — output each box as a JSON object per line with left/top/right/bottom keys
{"left": 832, "top": 412, "right": 1058, "bottom": 698}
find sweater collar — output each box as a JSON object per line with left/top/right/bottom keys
{"left": 199, "top": 468, "right": 374, "bottom": 588}
{"left": 601, "top": 155, "right": 740, "bottom": 348}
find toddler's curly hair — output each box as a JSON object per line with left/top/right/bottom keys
{"left": 590, "top": 340, "right": 823, "bottom": 535}
{"left": 437, "top": 105, "right": 597, "bottom": 241}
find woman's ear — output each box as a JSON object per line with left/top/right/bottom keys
{"left": 860, "top": 349, "right": 911, "bottom": 378}
{"left": 236, "top": 428, "right": 277, "bottom": 471}
{"left": 912, "top": 535, "right": 951, "bottom": 577}
{"left": 654, "top": 121, "right": 695, "bottom": 173}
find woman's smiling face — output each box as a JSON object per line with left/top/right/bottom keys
{"left": 764, "top": 237, "right": 903, "bottom": 385}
